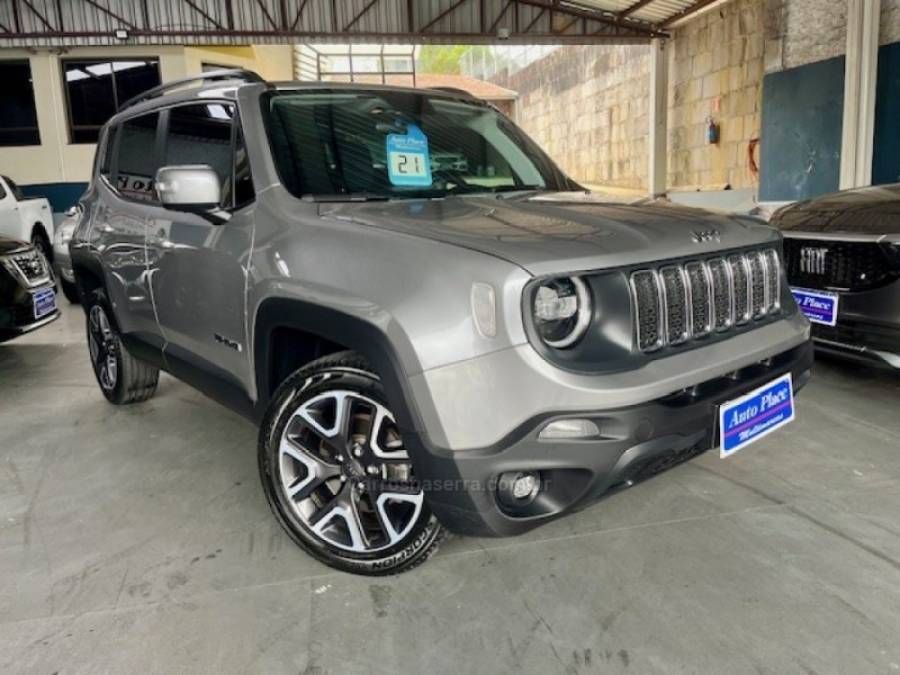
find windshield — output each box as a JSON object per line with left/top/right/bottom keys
{"left": 262, "top": 89, "right": 575, "bottom": 200}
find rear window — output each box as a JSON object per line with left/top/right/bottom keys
{"left": 116, "top": 112, "right": 161, "bottom": 202}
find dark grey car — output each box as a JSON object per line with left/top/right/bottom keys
{"left": 70, "top": 71, "right": 813, "bottom": 574}
{"left": 774, "top": 184, "right": 900, "bottom": 369}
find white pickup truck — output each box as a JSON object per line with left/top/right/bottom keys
{"left": 0, "top": 175, "right": 54, "bottom": 262}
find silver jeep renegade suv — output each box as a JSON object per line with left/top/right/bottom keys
{"left": 70, "top": 70, "right": 813, "bottom": 574}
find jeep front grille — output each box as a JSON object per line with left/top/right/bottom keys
{"left": 629, "top": 248, "right": 782, "bottom": 353}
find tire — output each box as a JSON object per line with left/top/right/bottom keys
{"left": 31, "top": 229, "right": 52, "bottom": 264}
{"left": 85, "top": 290, "right": 159, "bottom": 405}
{"left": 61, "top": 279, "right": 80, "bottom": 304}
{"left": 259, "top": 351, "right": 447, "bottom": 575}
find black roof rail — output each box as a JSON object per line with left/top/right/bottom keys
{"left": 118, "top": 68, "right": 266, "bottom": 111}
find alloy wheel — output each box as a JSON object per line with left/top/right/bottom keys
{"left": 278, "top": 389, "right": 424, "bottom": 553}
{"left": 88, "top": 304, "right": 118, "bottom": 391}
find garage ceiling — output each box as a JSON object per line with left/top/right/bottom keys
{"left": 0, "top": 0, "right": 721, "bottom": 46}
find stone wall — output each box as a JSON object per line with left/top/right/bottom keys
{"left": 482, "top": 0, "right": 900, "bottom": 193}
{"left": 668, "top": 0, "right": 765, "bottom": 189}
{"left": 489, "top": 45, "right": 650, "bottom": 191}
{"left": 765, "top": 0, "right": 900, "bottom": 73}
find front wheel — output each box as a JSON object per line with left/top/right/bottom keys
{"left": 31, "top": 230, "right": 51, "bottom": 264}
{"left": 258, "top": 351, "right": 446, "bottom": 575}
{"left": 85, "top": 291, "right": 159, "bottom": 404}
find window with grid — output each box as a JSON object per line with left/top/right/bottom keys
{"left": 62, "top": 59, "right": 161, "bottom": 144}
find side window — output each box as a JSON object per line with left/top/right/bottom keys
{"left": 165, "top": 103, "right": 234, "bottom": 206}
{"left": 99, "top": 125, "right": 116, "bottom": 180}
{"left": 115, "top": 112, "right": 161, "bottom": 202}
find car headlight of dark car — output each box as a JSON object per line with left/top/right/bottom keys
{"left": 532, "top": 276, "right": 592, "bottom": 348}
{"left": 884, "top": 240, "right": 900, "bottom": 268}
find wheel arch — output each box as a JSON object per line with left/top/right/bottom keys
{"left": 31, "top": 222, "right": 52, "bottom": 261}
{"left": 252, "top": 297, "right": 424, "bottom": 435}
{"left": 70, "top": 247, "right": 107, "bottom": 312}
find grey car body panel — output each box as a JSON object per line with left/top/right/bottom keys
{"left": 71, "top": 79, "right": 813, "bottom": 535}
{"left": 319, "top": 198, "right": 779, "bottom": 277}
{"left": 411, "top": 312, "right": 810, "bottom": 451}
{"left": 74, "top": 79, "right": 804, "bottom": 429}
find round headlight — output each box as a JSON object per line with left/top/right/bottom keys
{"left": 532, "top": 276, "right": 591, "bottom": 348}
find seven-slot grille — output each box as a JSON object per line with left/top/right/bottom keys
{"left": 630, "top": 248, "right": 781, "bottom": 353}
{"left": 7, "top": 248, "right": 49, "bottom": 286}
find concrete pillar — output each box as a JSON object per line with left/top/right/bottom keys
{"left": 840, "top": 0, "right": 881, "bottom": 189}
{"left": 648, "top": 38, "right": 669, "bottom": 197}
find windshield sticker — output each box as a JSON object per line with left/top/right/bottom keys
{"left": 386, "top": 124, "right": 432, "bottom": 187}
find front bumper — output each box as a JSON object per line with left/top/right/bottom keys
{"left": 812, "top": 322, "right": 900, "bottom": 369}
{"left": 407, "top": 335, "right": 813, "bottom": 538}
{"left": 0, "top": 283, "right": 60, "bottom": 342}
{"left": 795, "top": 277, "right": 900, "bottom": 369}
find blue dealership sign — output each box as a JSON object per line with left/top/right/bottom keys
{"left": 791, "top": 287, "right": 839, "bottom": 326}
{"left": 719, "top": 373, "right": 795, "bottom": 457}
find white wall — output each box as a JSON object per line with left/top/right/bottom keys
{"left": 0, "top": 44, "right": 293, "bottom": 188}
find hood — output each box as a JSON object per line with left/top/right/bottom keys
{"left": 774, "top": 183, "right": 900, "bottom": 235}
{"left": 0, "top": 236, "right": 29, "bottom": 255}
{"left": 318, "top": 193, "right": 777, "bottom": 276}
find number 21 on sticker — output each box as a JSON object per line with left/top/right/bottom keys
{"left": 391, "top": 152, "right": 426, "bottom": 177}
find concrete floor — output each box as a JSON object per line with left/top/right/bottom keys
{"left": 1, "top": 308, "right": 899, "bottom": 675}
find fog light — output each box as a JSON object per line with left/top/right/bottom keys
{"left": 539, "top": 418, "right": 599, "bottom": 440}
{"left": 512, "top": 473, "right": 538, "bottom": 499}
{"left": 497, "top": 470, "right": 541, "bottom": 508}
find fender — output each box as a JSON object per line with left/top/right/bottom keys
{"left": 251, "top": 297, "right": 426, "bottom": 436}
{"left": 251, "top": 297, "right": 475, "bottom": 523}
{"left": 69, "top": 244, "right": 106, "bottom": 306}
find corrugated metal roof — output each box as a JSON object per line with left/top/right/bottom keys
{"left": 0, "top": 0, "right": 715, "bottom": 47}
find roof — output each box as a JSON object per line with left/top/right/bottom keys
{"left": 0, "top": 0, "right": 724, "bottom": 47}
{"left": 415, "top": 74, "right": 518, "bottom": 101}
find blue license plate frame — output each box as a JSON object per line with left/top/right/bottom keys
{"left": 791, "top": 287, "right": 839, "bottom": 326}
{"left": 719, "top": 373, "right": 795, "bottom": 458}
{"left": 32, "top": 287, "right": 57, "bottom": 320}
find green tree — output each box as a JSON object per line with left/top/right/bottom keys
{"left": 417, "top": 45, "right": 490, "bottom": 74}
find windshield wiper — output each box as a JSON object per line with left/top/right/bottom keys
{"left": 303, "top": 192, "right": 393, "bottom": 202}
{"left": 490, "top": 184, "right": 545, "bottom": 193}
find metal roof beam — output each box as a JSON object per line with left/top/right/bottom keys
{"left": 488, "top": 0, "right": 515, "bottom": 33}
{"left": 514, "top": 0, "right": 664, "bottom": 37}
{"left": 180, "top": 0, "right": 225, "bottom": 30}
{"left": 80, "top": 0, "right": 136, "bottom": 30}
{"left": 660, "top": 0, "right": 721, "bottom": 27}
{"left": 0, "top": 0, "right": 670, "bottom": 43}
{"left": 419, "top": 0, "right": 473, "bottom": 33}
{"left": 291, "top": 0, "right": 310, "bottom": 29}
{"left": 618, "top": 0, "right": 656, "bottom": 19}
{"left": 344, "top": 0, "right": 381, "bottom": 31}
{"left": 20, "top": 0, "right": 54, "bottom": 31}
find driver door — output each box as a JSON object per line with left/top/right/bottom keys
{"left": 148, "top": 102, "right": 256, "bottom": 405}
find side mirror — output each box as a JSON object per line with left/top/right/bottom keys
{"left": 155, "top": 165, "right": 221, "bottom": 212}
